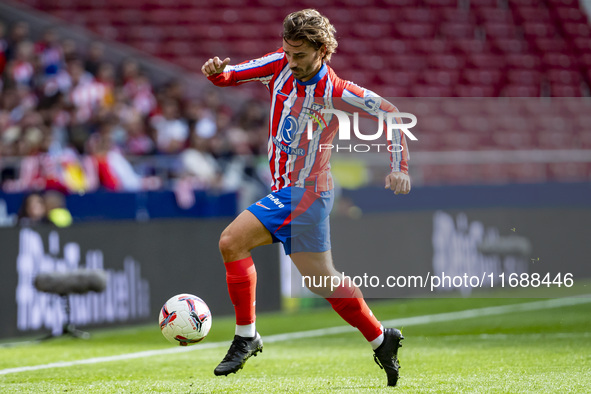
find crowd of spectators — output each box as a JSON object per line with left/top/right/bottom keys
{"left": 0, "top": 20, "right": 271, "bottom": 202}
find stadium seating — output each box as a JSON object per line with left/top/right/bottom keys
{"left": 24, "top": 0, "right": 590, "bottom": 103}
{"left": 9, "top": 0, "right": 591, "bottom": 185}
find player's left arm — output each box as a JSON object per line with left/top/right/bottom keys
{"left": 339, "top": 83, "right": 411, "bottom": 194}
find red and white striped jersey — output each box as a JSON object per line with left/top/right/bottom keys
{"left": 208, "top": 49, "right": 409, "bottom": 192}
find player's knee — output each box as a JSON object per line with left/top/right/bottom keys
{"left": 218, "top": 231, "right": 233, "bottom": 255}
{"left": 219, "top": 229, "right": 242, "bottom": 261}
{"left": 303, "top": 277, "right": 333, "bottom": 298}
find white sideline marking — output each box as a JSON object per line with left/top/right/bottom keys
{"left": 0, "top": 296, "right": 589, "bottom": 376}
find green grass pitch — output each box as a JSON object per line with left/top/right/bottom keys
{"left": 1, "top": 297, "right": 590, "bottom": 393}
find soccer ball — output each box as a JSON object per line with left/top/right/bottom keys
{"left": 159, "top": 294, "right": 212, "bottom": 346}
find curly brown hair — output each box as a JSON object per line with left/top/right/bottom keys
{"left": 282, "top": 9, "right": 338, "bottom": 63}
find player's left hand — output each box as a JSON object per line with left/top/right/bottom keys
{"left": 385, "top": 171, "right": 411, "bottom": 195}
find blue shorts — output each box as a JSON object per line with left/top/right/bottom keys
{"left": 247, "top": 187, "right": 334, "bottom": 255}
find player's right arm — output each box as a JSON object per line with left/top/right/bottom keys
{"left": 201, "top": 50, "right": 284, "bottom": 87}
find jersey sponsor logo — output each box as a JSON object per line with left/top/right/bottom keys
{"left": 280, "top": 115, "right": 298, "bottom": 144}
{"left": 272, "top": 115, "right": 306, "bottom": 156}
{"left": 266, "top": 194, "right": 285, "bottom": 208}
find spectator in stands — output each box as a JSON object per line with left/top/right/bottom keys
{"left": 180, "top": 132, "right": 220, "bottom": 190}
{"left": 0, "top": 21, "right": 7, "bottom": 75}
{"left": 4, "top": 21, "right": 29, "bottom": 61}
{"left": 7, "top": 41, "right": 35, "bottom": 88}
{"left": 44, "top": 190, "right": 72, "bottom": 227}
{"left": 84, "top": 41, "right": 105, "bottom": 76}
{"left": 124, "top": 109, "right": 155, "bottom": 155}
{"left": 94, "top": 62, "right": 115, "bottom": 109}
{"left": 184, "top": 99, "right": 217, "bottom": 140}
{"left": 150, "top": 98, "right": 188, "bottom": 154}
{"left": 60, "top": 38, "right": 78, "bottom": 61}
{"left": 17, "top": 192, "right": 50, "bottom": 226}
{"left": 35, "top": 28, "right": 63, "bottom": 78}
{"left": 87, "top": 117, "right": 160, "bottom": 191}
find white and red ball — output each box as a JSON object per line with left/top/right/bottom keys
{"left": 159, "top": 294, "right": 212, "bottom": 346}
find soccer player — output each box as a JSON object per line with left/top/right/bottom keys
{"left": 201, "top": 9, "right": 411, "bottom": 387}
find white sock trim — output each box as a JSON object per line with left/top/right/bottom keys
{"left": 369, "top": 325, "right": 385, "bottom": 350}
{"left": 235, "top": 323, "right": 256, "bottom": 338}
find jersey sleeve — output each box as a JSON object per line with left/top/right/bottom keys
{"left": 338, "top": 81, "right": 410, "bottom": 174}
{"left": 207, "top": 49, "right": 284, "bottom": 88}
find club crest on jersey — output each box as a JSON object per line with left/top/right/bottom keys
{"left": 273, "top": 115, "right": 305, "bottom": 156}
{"left": 305, "top": 103, "right": 328, "bottom": 131}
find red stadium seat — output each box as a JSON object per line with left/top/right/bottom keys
{"left": 546, "top": 0, "right": 580, "bottom": 7}
{"left": 475, "top": 8, "right": 514, "bottom": 24}
{"left": 393, "top": 23, "right": 435, "bottom": 39}
{"left": 160, "top": 25, "right": 194, "bottom": 40}
{"left": 377, "top": 70, "right": 420, "bottom": 87}
{"left": 506, "top": 69, "right": 543, "bottom": 84}
{"left": 554, "top": 6, "right": 588, "bottom": 23}
{"left": 381, "top": 0, "right": 421, "bottom": 6}
{"left": 410, "top": 85, "right": 453, "bottom": 97}
{"left": 452, "top": 38, "right": 490, "bottom": 54}
{"left": 380, "top": 86, "right": 411, "bottom": 98}
{"left": 522, "top": 22, "right": 559, "bottom": 39}
{"left": 510, "top": 163, "right": 548, "bottom": 183}
{"left": 507, "top": 0, "right": 541, "bottom": 7}
{"left": 531, "top": 38, "right": 571, "bottom": 53}
{"left": 428, "top": 54, "right": 465, "bottom": 70}
{"left": 81, "top": 10, "right": 110, "bottom": 25}
{"left": 502, "top": 84, "right": 541, "bottom": 97}
{"left": 423, "top": 70, "right": 461, "bottom": 86}
{"left": 413, "top": 39, "right": 449, "bottom": 54}
{"left": 492, "top": 132, "right": 534, "bottom": 150}
{"left": 457, "top": 114, "right": 494, "bottom": 134}
{"left": 144, "top": 9, "right": 182, "bottom": 24}
{"left": 548, "top": 163, "right": 589, "bottom": 181}
{"left": 542, "top": 53, "right": 579, "bottom": 70}
{"left": 351, "top": 24, "right": 391, "bottom": 39}
{"left": 572, "top": 37, "right": 591, "bottom": 54}
{"left": 491, "top": 38, "right": 527, "bottom": 54}
{"left": 440, "top": 8, "right": 475, "bottom": 23}
{"left": 127, "top": 39, "right": 162, "bottom": 55}
{"left": 580, "top": 54, "right": 591, "bottom": 68}
{"left": 505, "top": 54, "right": 542, "bottom": 70}
{"left": 439, "top": 22, "right": 476, "bottom": 39}
{"left": 483, "top": 22, "right": 519, "bottom": 39}
{"left": 357, "top": 7, "right": 391, "bottom": 23}
{"left": 400, "top": 8, "right": 436, "bottom": 23}
{"left": 550, "top": 84, "right": 583, "bottom": 97}
{"left": 537, "top": 130, "right": 575, "bottom": 148}
{"left": 387, "top": 55, "right": 428, "bottom": 70}
{"left": 578, "top": 131, "right": 591, "bottom": 149}
{"left": 110, "top": 9, "right": 145, "bottom": 25}
{"left": 466, "top": 54, "right": 506, "bottom": 69}
{"left": 423, "top": 0, "right": 458, "bottom": 7}
{"left": 373, "top": 39, "right": 413, "bottom": 56}
{"left": 468, "top": 0, "right": 498, "bottom": 8}
{"left": 455, "top": 84, "right": 498, "bottom": 97}
{"left": 512, "top": 6, "right": 553, "bottom": 22}
{"left": 462, "top": 69, "right": 503, "bottom": 85}
{"left": 546, "top": 69, "right": 583, "bottom": 85}
{"left": 327, "top": 55, "right": 354, "bottom": 72}
{"left": 562, "top": 23, "right": 591, "bottom": 38}
{"left": 338, "top": 39, "right": 376, "bottom": 54}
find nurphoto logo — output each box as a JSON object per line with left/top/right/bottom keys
{"left": 305, "top": 108, "right": 418, "bottom": 153}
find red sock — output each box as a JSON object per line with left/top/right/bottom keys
{"left": 224, "top": 256, "right": 257, "bottom": 325}
{"left": 327, "top": 283, "right": 383, "bottom": 341}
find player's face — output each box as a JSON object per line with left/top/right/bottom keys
{"left": 283, "top": 39, "right": 324, "bottom": 82}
